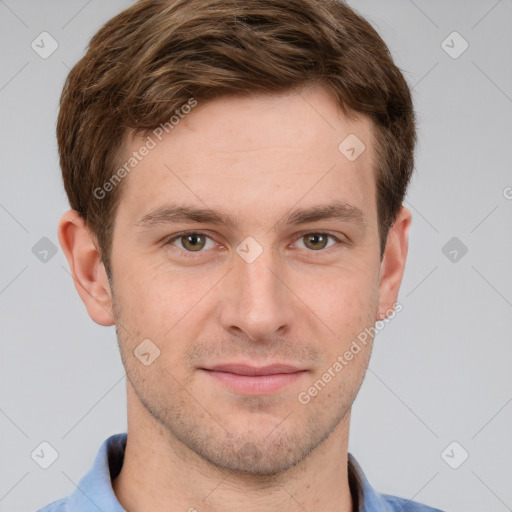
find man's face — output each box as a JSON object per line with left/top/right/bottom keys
{"left": 109, "top": 86, "right": 384, "bottom": 474}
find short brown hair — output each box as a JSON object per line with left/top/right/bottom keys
{"left": 57, "top": 0, "right": 415, "bottom": 273}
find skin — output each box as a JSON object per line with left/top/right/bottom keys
{"left": 58, "top": 85, "right": 411, "bottom": 512}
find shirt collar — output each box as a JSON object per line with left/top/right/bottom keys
{"left": 67, "top": 432, "right": 396, "bottom": 512}
{"left": 348, "top": 452, "right": 399, "bottom": 511}
{"left": 67, "top": 433, "right": 126, "bottom": 512}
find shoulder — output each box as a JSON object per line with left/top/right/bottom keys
{"left": 35, "top": 497, "right": 69, "bottom": 512}
{"left": 380, "top": 493, "right": 445, "bottom": 511}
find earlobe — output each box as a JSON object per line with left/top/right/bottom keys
{"left": 57, "top": 210, "right": 115, "bottom": 326}
{"left": 376, "top": 206, "right": 412, "bottom": 320}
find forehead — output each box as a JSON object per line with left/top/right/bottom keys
{"left": 116, "top": 86, "right": 376, "bottom": 228}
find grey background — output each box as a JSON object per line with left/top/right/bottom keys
{"left": 1, "top": 1, "right": 511, "bottom": 511}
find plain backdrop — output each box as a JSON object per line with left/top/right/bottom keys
{"left": 1, "top": 1, "right": 511, "bottom": 511}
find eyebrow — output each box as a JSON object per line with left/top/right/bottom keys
{"left": 135, "top": 200, "right": 367, "bottom": 231}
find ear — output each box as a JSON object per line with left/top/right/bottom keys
{"left": 376, "top": 206, "right": 411, "bottom": 320}
{"left": 58, "top": 210, "right": 115, "bottom": 326}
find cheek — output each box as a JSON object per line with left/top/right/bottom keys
{"left": 302, "top": 270, "right": 379, "bottom": 383}
{"left": 308, "top": 267, "right": 379, "bottom": 325}
{"left": 114, "top": 263, "right": 219, "bottom": 366}
{"left": 114, "top": 259, "right": 181, "bottom": 327}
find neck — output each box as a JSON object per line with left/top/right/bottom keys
{"left": 113, "top": 386, "right": 355, "bottom": 512}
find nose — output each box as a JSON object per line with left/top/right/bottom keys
{"left": 218, "top": 247, "right": 296, "bottom": 343}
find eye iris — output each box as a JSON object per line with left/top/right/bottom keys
{"left": 182, "top": 234, "right": 205, "bottom": 251}
{"left": 305, "top": 234, "right": 328, "bottom": 250}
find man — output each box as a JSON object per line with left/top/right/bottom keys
{"left": 38, "top": 0, "right": 444, "bottom": 510}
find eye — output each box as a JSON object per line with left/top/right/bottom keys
{"left": 166, "top": 232, "right": 217, "bottom": 255}
{"left": 165, "top": 231, "right": 344, "bottom": 259}
{"left": 293, "top": 232, "right": 341, "bottom": 252}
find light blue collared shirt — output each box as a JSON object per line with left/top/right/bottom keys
{"left": 36, "top": 433, "right": 445, "bottom": 511}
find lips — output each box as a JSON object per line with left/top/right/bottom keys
{"left": 200, "top": 363, "right": 307, "bottom": 395}
{"left": 204, "top": 364, "right": 303, "bottom": 376}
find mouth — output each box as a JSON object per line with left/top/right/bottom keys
{"left": 199, "top": 363, "right": 308, "bottom": 395}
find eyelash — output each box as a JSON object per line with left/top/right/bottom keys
{"left": 164, "top": 231, "right": 345, "bottom": 259}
